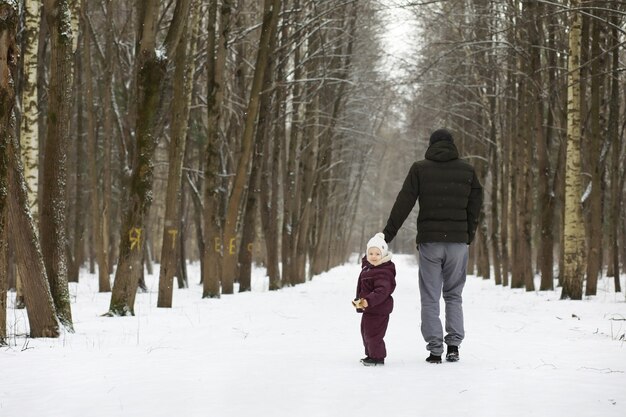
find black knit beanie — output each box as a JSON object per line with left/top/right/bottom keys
{"left": 429, "top": 129, "right": 454, "bottom": 145}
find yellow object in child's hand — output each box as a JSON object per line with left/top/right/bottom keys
{"left": 352, "top": 298, "right": 367, "bottom": 309}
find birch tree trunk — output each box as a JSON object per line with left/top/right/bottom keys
{"left": 157, "top": 2, "right": 199, "bottom": 307}
{"left": 41, "top": 0, "right": 75, "bottom": 329}
{"left": 561, "top": 0, "right": 586, "bottom": 300}
{"left": 108, "top": 0, "right": 191, "bottom": 315}
{"left": 17, "top": 0, "right": 42, "bottom": 309}
{"left": 20, "top": 0, "right": 40, "bottom": 215}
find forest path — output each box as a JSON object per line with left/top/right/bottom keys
{"left": 2, "top": 255, "right": 625, "bottom": 417}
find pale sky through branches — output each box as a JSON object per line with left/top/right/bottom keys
{"left": 378, "top": 0, "right": 420, "bottom": 81}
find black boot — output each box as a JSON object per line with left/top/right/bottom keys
{"left": 425, "top": 353, "right": 442, "bottom": 364}
{"left": 361, "top": 357, "right": 385, "bottom": 366}
{"left": 446, "top": 345, "right": 459, "bottom": 362}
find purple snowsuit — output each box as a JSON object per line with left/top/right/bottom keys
{"left": 356, "top": 255, "right": 396, "bottom": 360}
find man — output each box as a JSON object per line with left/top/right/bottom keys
{"left": 382, "top": 129, "right": 483, "bottom": 364}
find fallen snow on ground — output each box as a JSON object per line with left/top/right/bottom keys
{"left": 2, "top": 254, "right": 625, "bottom": 417}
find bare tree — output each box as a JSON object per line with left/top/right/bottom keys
{"left": 158, "top": 0, "right": 200, "bottom": 307}
{"left": 219, "top": 0, "right": 282, "bottom": 294}
{"left": 203, "top": 0, "right": 231, "bottom": 299}
{"left": 39, "top": 0, "right": 76, "bottom": 329}
{"left": 108, "top": 0, "right": 191, "bottom": 315}
{"left": 607, "top": 1, "right": 622, "bottom": 292}
{"left": 81, "top": 0, "right": 110, "bottom": 293}
{"left": 1, "top": 0, "right": 59, "bottom": 336}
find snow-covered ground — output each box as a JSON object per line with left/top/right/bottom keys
{"left": 2, "top": 254, "right": 625, "bottom": 417}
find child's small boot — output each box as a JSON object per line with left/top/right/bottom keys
{"left": 361, "top": 357, "right": 384, "bottom": 366}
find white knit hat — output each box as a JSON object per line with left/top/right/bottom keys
{"left": 366, "top": 233, "right": 388, "bottom": 257}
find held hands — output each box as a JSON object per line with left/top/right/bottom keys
{"left": 351, "top": 298, "right": 368, "bottom": 309}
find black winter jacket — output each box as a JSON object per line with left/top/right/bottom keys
{"left": 383, "top": 140, "right": 483, "bottom": 246}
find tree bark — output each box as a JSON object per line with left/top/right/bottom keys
{"left": 41, "top": 0, "right": 75, "bottom": 329}
{"left": 282, "top": 0, "right": 302, "bottom": 287}
{"left": 607, "top": 3, "right": 621, "bottom": 291}
{"left": 99, "top": 0, "right": 115, "bottom": 292}
{"left": 0, "top": 6, "right": 10, "bottom": 336}
{"left": 158, "top": 1, "right": 199, "bottom": 307}
{"left": 68, "top": 40, "right": 85, "bottom": 283}
{"left": 203, "top": 0, "right": 230, "bottom": 299}
{"left": 584, "top": 4, "right": 604, "bottom": 296}
{"left": 109, "top": 0, "right": 191, "bottom": 315}
{"left": 1, "top": 2, "right": 59, "bottom": 336}
{"left": 0, "top": 203, "right": 5, "bottom": 343}
{"left": 221, "top": 0, "right": 282, "bottom": 293}
{"left": 79, "top": 0, "right": 108, "bottom": 292}
{"left": 561, "top": 0, "right": 586, "bottom": 300}
{"left": 259, "top": 36, "right": 283, "bottom": 289}
{"left": 527, "top": 1, "right": 554, "bottom": 291}
{"left": 20, "top": 0, "right": 40, "bottom": 216}
{"left": 15, "top": 0, "right": 43, "bottom": 310}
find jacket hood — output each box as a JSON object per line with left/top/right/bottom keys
{"left": 425, "top": 140, "right": 459, "bottom": 162}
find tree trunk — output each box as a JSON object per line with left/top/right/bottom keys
{"left": 281, "top": 0, "right": 302, "bottom": 288}
{"left": 0, "top": 204, "right": 5, "bottom": 343}
{"left": 20, "top": 0, "right": 40, "bottom": 217}
{"left": 221, "top": 0, "right": 282, "bottom": 293}
{"left": 158, "top": 2, "right": 199, "bottom": 307}
{"left": 259, "top": 50, "right": 283, "bottom": 289}
{"left": 203, "top": 0, "right": 230, "bottom": 299}
{"left": 1, "top": 3, "right": 59, "bottom": 336}
{"left": 520, "top": 2, "right": 534, "bottom": 291}
{"left": 584, "top": 5, "right": 604, "bottom": 296}
{"left": 68, "top": 50, "right": 85, "bottom": 283}
{"left": 266, "top": 18, "right": 285, "bottom": 288}
{"left": 561, "top": 0, "right": 586, "bottom": 300}
{"left": 487, "top": 10, "right": 502, "bottom": 284}
{"left": 41, "top": 0, "right": 75, "bottom": 329}
{"left": 0, "top": 16, "right": 9, "bottom": 336}
{"left": 294, "top": 93, "right": 319, "bottom": 284}
{"left": 607, "top": 4, "right": 621, "bottom": 291}
{"left": 293, "top": 16, "right": 321, "bottom": 284}
{"left": 510, "top": 70, "right": 523, "bottom": 289}
{"left": 237, "top": 171, "right": 258, "bottom": 293}
{"left": 80, "top": 0, "right": 109, "bottom": 293}
{"left": 526, "top": 1, "right": 554, "bottom": 291}
{"left": 109, "top": 0, "right": 191, "bottom": 315}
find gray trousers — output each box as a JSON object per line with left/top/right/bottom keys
{"left": 417, "top": 242, "right": 468, "bottom": 355}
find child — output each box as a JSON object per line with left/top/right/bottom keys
{"left": 352, "top": 232, "right": 396, "bottom": 366}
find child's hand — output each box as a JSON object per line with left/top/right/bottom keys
{"left": 352, "top": 298, "right": 368, "bottom": 309}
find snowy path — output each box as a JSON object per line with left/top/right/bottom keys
{"left": 2, "top": 254, "right": 625, "bottom": 417}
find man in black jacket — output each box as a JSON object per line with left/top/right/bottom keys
{"left": 382, "top": 129, "right": 483, "bottom": 364}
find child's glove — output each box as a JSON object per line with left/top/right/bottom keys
{"left": 352, "top": 298, "right": 367, "bottom": 309}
